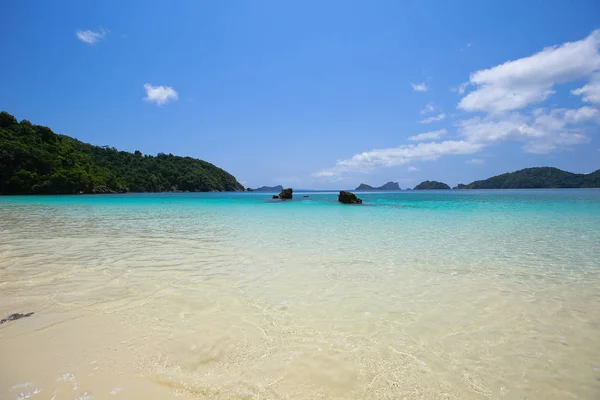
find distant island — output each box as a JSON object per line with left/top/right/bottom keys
{"left": 355, "top": 181, "right": 400, "bottom": 191}
{"left": 414, "top": 181, "right": 451, "bottom": 190}
{"left": 247, "top": 185, "right": 283, "bottom": 192}
{"left": 454, "top": 167, "right": 600, "bottom": 189}
{"left": 0, "top": 111, "right": 244, "bottom": 194}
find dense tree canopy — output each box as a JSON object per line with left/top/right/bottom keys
{"left": 0, "top": 111, "right": 244, "bottom": 194}
{"left": 414, "top": 181, "right": 451, "bottom": 190}
{"left": 454, "top": 167, "right": 600, "bottom": 189}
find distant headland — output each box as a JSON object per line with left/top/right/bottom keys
{"left": 246, "top": 185, "right": 283, "bottom": 192}
{"left": 364, "top": 167, "right": 600, "bottom": 191}
{"left": 453, "top": 167, "right": 600, "bottom": 189}
{"left": 355, "top": 181, "right": 400, "bottom": 191}
{"left": 0, "top": 111, "right": 244, "bottom": 194}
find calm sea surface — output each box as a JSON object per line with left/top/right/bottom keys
{"left": 1, "top": 190, "right": 599, "bottom": 399}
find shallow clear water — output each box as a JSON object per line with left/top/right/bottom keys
{"left": 1, "top": 190, "right": 600, "bottom": 399}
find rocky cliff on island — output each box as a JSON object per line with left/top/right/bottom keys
{"left": 272, "top": 188, "right": 293, "bottom": 199}
{"left": 355, "top": 181, "right": 400, "bottom": 191}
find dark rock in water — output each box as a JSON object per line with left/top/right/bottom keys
{"left": 1, "top": 312, "right": 34, "bottom": 324}
{"left": 303, "top": 195, "right": 309, "bottom": 198}
{"left": 278, "top": 188, "right": 293, "bottom": 200}
{"left": 272, "top": 195, "right": 279, "bottom": 199}
{"left": 338, "top": 191, "right": 362, "bottom": 204}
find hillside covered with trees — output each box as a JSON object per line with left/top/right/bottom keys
{"left": 414, "top": 180, "right": 451, "bottom": 190}
{"left": 0, "top": 111, "right": 244, "bottom": 194}
{"left": 454, "top": 167, "right": 600, "bottom": 189}
{"left": 355, "top": 181, "right": 400, "bottom": 191}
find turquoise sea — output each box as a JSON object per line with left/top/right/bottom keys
{"left": 1, "top": 190, "right": 600, "bottom": 399}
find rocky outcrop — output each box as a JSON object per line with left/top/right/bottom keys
{"left": 273, "top": 188, "right": 293, "bottom": 200}
{"left": 338, "top": 191, "right": 362, "bottom": 204}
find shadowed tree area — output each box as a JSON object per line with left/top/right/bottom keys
{"left": 454, "top": 167, "right": 600, "bottom": 189}
{"left": 0, "top": 111, "right": 244, "bottom": 194}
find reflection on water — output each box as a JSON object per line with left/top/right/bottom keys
{"left": 1, "top": 191, "right": 600, "bottom": 399}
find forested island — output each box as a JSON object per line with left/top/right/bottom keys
{"left": 355, "top": 181, "right": 400, "bottom": 191}
{"left": 454, "top": 167, "right": 600, "bottom": 189}
{"left": 414, "top": 181, "right": 451, "bottom": 190}
{"left": 0, "top": 111, "right": 244, "bottom": 194}
{"left": 247, "top": 185, "right": 283, "bottom": 192}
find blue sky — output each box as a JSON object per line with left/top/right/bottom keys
{"left": 1, "top": 0, "right": 599, "bottom": 189}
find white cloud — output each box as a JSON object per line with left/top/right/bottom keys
{"left": 412, "top": 82, "right": 429, "bottom": 92}
{"left": 419, "top": 113, "right": 446, "bottom": 124}
{"left": 459, "top": 30, "right": 600, "bottom": 113}
{"left": 408, "top": 129, "right": 447, "bottom": 141}
{"left": 314, "top": 31, "right": 600, "bottom": 180}
{"left": 458, "top": 106, "right": 597, "bottom": 154}
{"left": 313, "top": 139, "right": 482, "bottom": 177}
{"left": 572, "top": 73, "right": 600, "bottom": 104}
{"left": 76, "top": 29, "right": 106, "bottom": 44}
{"left": 451, "top": 82, "right": 469, "bottom": 95}
{"left": 420, "top": 103, "right": 436, "bottom": 114}
{"left": 466, "top": 158, "right": 484, "bottom": 164}
{"left": 407, "top": 166, "right": 419, "bottom": 172}
{"left": 143, "top": 83, "right": 179, "bottom": 105}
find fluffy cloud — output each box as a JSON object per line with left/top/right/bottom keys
{"left": 408, "top": 129, "right": 447, "bottom": 141}
{"left": 459, "top": 30, "right": 600, "bottom": 113}
{"left": 458, "top": 106, "right": 597, "bottom": 153}
{"left": 411, "top": 82, "right": 428, "bottom": 92}
{"left": 419, "top": 113, "right": 446, "bottom": 124}
{"left": 572, "top": 73, "right": 600, "bottom": 104}
{"left": 143, "top": 83, "right": 179, "bottom": 105}
{"left": 76, "top": 29, "right": 106, "bottom": 44}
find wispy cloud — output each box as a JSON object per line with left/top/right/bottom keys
{"left": 411, "top": 82, "right": 429, "bottom": 92}
{"left": 466, "top": 158, "right": 484, "bottom": 165}
{"left": 143, "top": 83, "right": 179, "bottom": 105}
{"left": 408, "top": 129, "right": 447, "bottom": 141}
{"left": 461, "top": 42, "right": 474, "bottom": 52}
{"left": 76, "top": 29, "right": 107, "bottom": 44}
{"left": 451, "top": 82, "right": 469, "bottom": 95}
{"left": 312, "top": 139, "right": 481, "bottom": 177}
{"left": 407, "top": 166, "right": 419, "bottom": 172}
{"left": 419, "top": 113, "right": 446, "bottom": 124}
{"left": 420, "top": 103, "right": 436, "bottom": 115}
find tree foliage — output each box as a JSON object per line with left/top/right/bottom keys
{"left": 0, "top": 111, "right": 244, "bottom": 194}
{"left": 454, "top": 167, "right": 600, "bottom": 189}
{"left": 414, "top": 180, "right": 451, "bottom": 190}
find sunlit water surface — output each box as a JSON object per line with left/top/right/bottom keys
{"left": 1, "top": 190, "right": 599, "bottom": 399}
